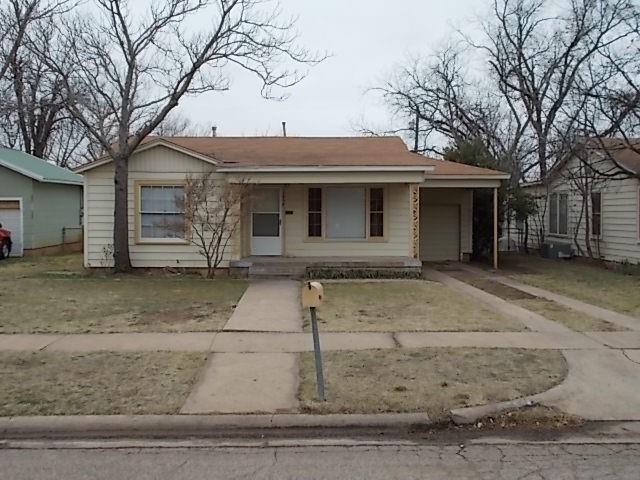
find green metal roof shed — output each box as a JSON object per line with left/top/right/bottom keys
{"left": 0, "top": 148, "right": 83, "bottom": 256}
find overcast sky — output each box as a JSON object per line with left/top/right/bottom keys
{"left": 178, "top": 0, "right": 486, "bottom": 137}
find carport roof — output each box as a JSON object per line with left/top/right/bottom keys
{"left": 0, "top": 148, "right": 83, "bottom": 185}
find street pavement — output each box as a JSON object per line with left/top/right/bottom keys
{"left": 2, "top": 438, "right": 640, "bottom": 479}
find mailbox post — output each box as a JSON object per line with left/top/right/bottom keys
{"left": 302, "top": 281, "right": 325, "bottom": 401}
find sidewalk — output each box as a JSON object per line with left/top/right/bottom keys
{"left": 181, "top": 279, "right": 303, "bottom": 414}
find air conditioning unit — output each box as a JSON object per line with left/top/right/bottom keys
{"left": 541, "top": 241, "right": 573, "bottom": 259}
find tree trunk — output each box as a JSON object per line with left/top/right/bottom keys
{"left": 113, "top": 156, "right": 131, "bottom": 271}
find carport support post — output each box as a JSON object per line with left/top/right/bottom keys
{"left": 493, "top": 187, "right": 499, "bottom": 270}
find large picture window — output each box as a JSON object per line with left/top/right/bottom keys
{"left": 326, "top": 187, "right": 366, "bottom": 239}
{"left": 139, "top": 184, "right": 185, "bottom": 240}
{"left": 549, "top": 192, "right": 568, "bottom": 235}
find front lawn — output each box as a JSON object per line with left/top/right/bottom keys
{"left": 0, "top": 254, "right": 247, "bottom": 333}
{"left": 304, "top": 281, "right": 523, "bottom": 332}
{"left": 0, "top": 351, "right": 205, "bottom": 415}
{"left": 502, "top": 254, "right": 640, "bottom": 318}
{"left": 298, "top": 347, "right": 566, "bottom": 422}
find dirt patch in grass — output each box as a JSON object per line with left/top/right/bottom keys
{"left": 303, "top": 281, "right": 523, "bottom": 332}
{"left": 501, "top": 255, "right": 640, "bottom": 319}
{"left": 0, "top": 254, "right": 248, "bottom": 333}
{"left": 0, "top": 351, "right": 205, "bottom": 415}
{"left": 298, "top": 348, "right": 567, "bottom": 422}
{"left": 446, "top": 271, "right": 536, "bottom": 301}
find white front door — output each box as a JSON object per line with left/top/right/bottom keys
{"left": 250, "top": 187, "right": 282, "bottom": 256}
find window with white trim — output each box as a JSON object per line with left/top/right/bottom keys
{"left": 549, "top": 192, "right": 568, "bottom": 235}
{"left": 139, "top": 185, "right": 185, "bottom": 240}
{"left": 307, "top": 186, "right": 384, "bottom": 240}
{"left": 591, "top": 191, "right": 601, "bottom": 237}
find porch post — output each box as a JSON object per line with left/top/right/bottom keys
{"left": 410, "top": 184, "right": 420, "bottom": 259}
{"left": 493, "top": 187, "right": 498, "bottom": 270}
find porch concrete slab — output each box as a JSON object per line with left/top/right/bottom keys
{"left": 0, "top": 334, "right": 62, "bottom": 351}
{"left": 425, "top": 267, "right": 577, "bottom": 335}
{"left": 180, "top": 353, "right": 298, "bottom": 414}
{"left": 583, "top": 331, "right": 640, "bottom": 349}
{"left": 460, "top": 264, "right": 640, "bottom": 332}
{"left": 533, "top": 349, "right": 640, "bottom": 420}
{"left": 394, "top": 331, "right": 603, "bottom": 350}
{"left": 211, "top": 331, "right": 396, "bottom": 353}
{"left": 223, "top": 280, "right": 302, "bottom": 332}
{"left": 43, "top": 333, "right": 216, "bottom": 352}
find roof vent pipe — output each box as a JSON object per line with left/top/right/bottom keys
{"left": 282, "top": 121, "right": 287, "bottom": 137}
{"left": 211, "top": 126, "right": 217, "bottom": 137}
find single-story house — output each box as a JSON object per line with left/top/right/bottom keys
{"left": 76, "top": 136, "right": 509, "bottom": 274}
{"left": 0, "top": 148, "right": 83, "bottom": 257}
{"left": 517, "top": 138, "right": 640, "bottom": 264}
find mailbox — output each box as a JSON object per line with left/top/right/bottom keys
{"left": 301, "top": 281, "right": 324, "bottom": 308}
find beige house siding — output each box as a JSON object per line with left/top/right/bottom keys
{"left": 419, "top": 188, "right": 473, "bottom": 260}
{"left": 281, "top": 184, "right": 412, "bottom": 257}
{"left": 521, "top": 156, "right": 640, "bottom": 264}
{"left": 84, "top": 145, "right": 240, "bottom": 268}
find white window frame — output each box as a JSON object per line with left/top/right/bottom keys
{"left": 136, "top": 182, "right": 187, "bottom": 244}
{"left": 549, "top": 192, "right": 569, "bottom": 236}
{"left": 590, "top": 191, "right": 602, "bottom": 238}
{"left": 305, "top": 186, "right": 387, "bottom": 242}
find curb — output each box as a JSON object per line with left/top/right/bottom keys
{"left": 449, "top": 397, "right": 537, "bottom": 425}
{"left": 0, "top": 413, "right": 431, "bottom": 439}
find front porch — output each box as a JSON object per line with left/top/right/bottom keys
{"left": 230, "top": 255, "right": 423, "bottom": 279}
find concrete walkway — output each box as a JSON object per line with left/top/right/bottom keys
{"left": 459, "top": 263, "right": 640, "bottom": 331}
{"left": 223, "top": 280, "right": 302, "bottom": 332}
{"left": 430, "top": 265, "right": 640, "bottom": 421}
{"left": 181, "top": 279, "right": 303, "bottom": 414}
{"left": 180, "top": 353, "right": 299, "bottom": 414}
{"left": 425, "top": 268, "right": 577, "bottom": 334}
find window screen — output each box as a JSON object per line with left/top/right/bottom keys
{"left": 140, "top": 185, "right": 185, "bottom": 239}
{"left": 558, "top": 194, "right": 568, "bottom": 235}
{"left": 549, "top": 193, "right": 558, "bottom": 234}
{"left": 326, "top": 187, "right": 365, "bottom": 239}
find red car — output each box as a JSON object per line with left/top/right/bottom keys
{"left": 0, "top": 223, "right": 12, "bottom": 260}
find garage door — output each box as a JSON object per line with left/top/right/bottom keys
{"left": 420, "top": 204, "right": 460, "bottom": 261}
{"left": 0, "top": 199, "right": 23, "bottom": 257}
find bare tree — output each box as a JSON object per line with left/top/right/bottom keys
{"left": 0, "top": 1, "right": 81, "bottom": 165}
{"left": 153, "top": 111, "right": 212, "bottom": 137}
{"left": 39, "top": 0, "right": 320, "bottom": 272}
{"left": 180, "top": 172, "right": 250, "bottom": 278}
{"left": 374, "top": 0, "right": 640, "bottom": 187}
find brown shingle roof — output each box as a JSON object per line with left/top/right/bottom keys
{"left": 583, "top": 138, "right": 640, "bottom": 175}
{"left": 149, "top": 136, "right": 506, "bottom": 175}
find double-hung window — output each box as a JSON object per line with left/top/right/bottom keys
{"left": 549, "top": 192, "right": 568, "bottom": 235}
{"left": 591, "top": 192, "right": 601, "bottom": 237}
{"left": 139, "top": 184, "right": 185, "bottom": 241}
{"left": 307, "top": 186, "right": 384, "bottom": 239}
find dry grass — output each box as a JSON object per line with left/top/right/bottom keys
{"left": 299, "top": 348, "right": 567, "bottom": 422}
{"left": 0, "top": 351, "right": 205, "bottom": 415}
{"left": 515, "top": 298, "right": 626, "bottom": 332}
{"left": 303, "top": 281, "right": 523, "bottom": 332}
{"left": 502, "top": 255, "right": 640, "bottom": 319}
{"left": 446, "top": 269, "right": 624, "bottom": 332}
{"left": 0, "top": 254, "right": 247, "bottom": 333}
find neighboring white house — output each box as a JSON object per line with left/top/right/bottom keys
{"left": 519, "top": 139, "right": 640, "bottom": 264}
{"left": 76, "top": 136, "right": 509, "bottom": 274}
